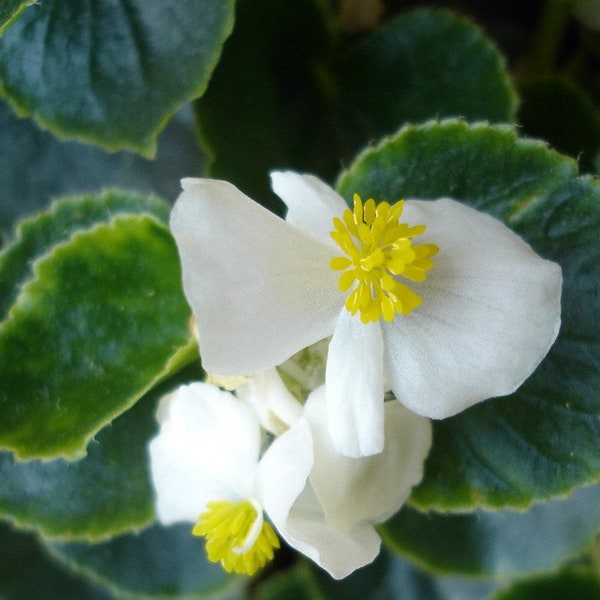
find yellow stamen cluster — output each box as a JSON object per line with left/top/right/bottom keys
{"left": 330, "top": 194, "right": 438, "bottom": 323}
{"left": 192, "top": 499, "right": 280, "bottom": 576}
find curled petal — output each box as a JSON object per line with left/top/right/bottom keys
{"left": 271, "top": 171, "right": 347, "bottom": 244}
{"left": 306, "top": 388, "right": 432, "bottom": 529}
{"left": 261, "top": 388, "right": 431, "bottom": 579}
{"left": 149, "top": 383, "right": 260, "bottom": 524}
{"left": 384, "top": 198, "right": 563, "bottom": 418}
{"left": 170, "top": 179, "right": 342, "bottom": 375}
{"left": 326, "top": 311, "right": 385, "bottom": 457}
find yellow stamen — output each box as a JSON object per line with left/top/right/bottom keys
{"left": 192, "top": 499, "right": 280, "bottom": 576}
{"left": 329, "top": 194, "right": 438, "bottom": 323}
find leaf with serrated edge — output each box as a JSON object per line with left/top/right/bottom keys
{"left": 0, "top": 363, "right": 203, "bottom": 540}
{"left": 0, "top": 189, "right": 168, "bottom": 321}
{"left": 0, "top": 0, "right": 235, "bottom": 155}
{"left": 338, "top": 120, "right": 600, "bottom": 510}
{"left": 47, "top": 524, "right": 245, "bottom": 600}
{"left": 0, "top": 1, "right": 35, "bottom": 35}
{"left": 0, "top": 214, "right": 196, "bottom": 460}
{"left": 381, "top": 482, "right": 600, "bottom": 577}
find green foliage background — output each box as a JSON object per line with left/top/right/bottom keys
{"left": 1, "top": 1, "right": 600, "bottom": 598}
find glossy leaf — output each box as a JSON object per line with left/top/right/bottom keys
{"left": 255, "top": 551, "right": 496, "bottom": 600}
{"left": 0, "top": 99, "right": 205, "bottom": 231}
{"left": 0, "top": 0, "right": 34, "bottom": 34}
{"left": 0, "top": 362, "right": 203, "bottom": 541}
{"left": 0, "top": 521, "right": 111, "bottom": 600}
{"left": 0, "top": 197, "right": 196, "bottom": 460}
{"left": 492, "top": 568, "right": 600, "bottom": 600}
{"left": 0, "top": 189, "right": 168, "bottom": 320}
{"left": 48, "top": 523, "right": 245, "bottom": 599}
{"left": 0, "top": 382, "right": 156, "bottom": 539}
{"left": 338, "top": 120, "right": 600, "bottom": 509}
{"left": 382, "top": 482, "right": 600, "bottom": 576}
{"left": 195, "top": 4, "right": 517, "bottom": 212}
{"left": 518, "top": 78, "right": 600, "bottom": 173}
{"left": 0, "top": 0, "right": 235, "bottom": 155}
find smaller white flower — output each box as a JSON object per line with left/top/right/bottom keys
{"left": 149, "top": 377, "right": 431, "bottom": 579}
{"left": 148, "top": 382, "right": 307, "bottom": 576}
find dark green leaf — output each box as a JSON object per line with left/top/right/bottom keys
{"left": 492, "top": 567, "right": 600, "bottom": 600}
{"left": 518, "top": 78, "right": 600, "bottom": 173}
{"left": 0, "top": 382, "right": 157, "bottom": 539}
{"left": 382, "top": 482, "right": 600, "bottom": 576}
{"left": 0, "top": 0, "right": 35, "bottom": 35}
{"left": 0, "top": 521, "right": 112, "bottom": 600}
{"left": 0, "top": 99, "right": 205, "bottom": 232}
{"left": 338, "top": 120, "right": 600, "bottom": 509}
{"left": 255, "top": 552, "right": 496, "bottom": 600}
{"left": 0, "top": 199, "right": 195, "bottom": 460}
{"left": 195, "top": 4, "right": 517, "bottom": 212}
{"left": 0, "top": 362, "right": 203, "bottom": 540}
{"left": 48, "top": 523, "right": 245, "bottom": 599}
{"left": 336, "top": 9, "right": 517, "bottom": 133}
{"left": 0, "top": 0, "right": 235, "bottom": 155}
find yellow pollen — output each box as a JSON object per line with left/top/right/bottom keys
{"left": 329, "top": 194, "right": 439, "bottom": 323}
{"left": 192, "top": 499, "right": 280, "bottom": 576}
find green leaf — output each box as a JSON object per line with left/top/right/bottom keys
{"left": 0, "top": 195, "right": 196, "bottom": 460}
{"left": 0, "top": 99, "right": 205, "bottom": 232}
{"left": 195, "top": 4, "right": 517, "bottom": 212}
{"left": 518, "top": 78, "right": 600, "bottom": 173}
{"left": 0, "top": 362, "right": 203, "bottom": 540}
{"left": 336, "top": 9, "right": 517, "bottom": 133}
{"left": 0, "top": 1, "right": 35, "bottom": 35}
{"left": 0, "top": 521, "right": 112, "bottom": 600}
{"left": 255, "top": 552, "right": 497, "bottom": 600}
{"left": 492, "top": 567, "right": 600, "bottom": 600}
{"left": 382, "top": 482, "right": 600, "bottom": 577}
{"left": 0, "top": 189, "right": 168, "bottom": 321}
{"left": 0, "top": 381, "right": 156, "bottom": 539}
{"left": 337, "top": 120, "right": 600, "bottom": 510}
{"left": 0, "top": 0, "right": 235, "bottom": 156}
{"left": 47, "top": 523, "right": 245, "bottom": 599}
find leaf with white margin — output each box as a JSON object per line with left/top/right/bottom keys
{"left": 0, "top": 0, "right": 235, "bottom": 155}
{"left": 0, "top": 205, "right": 195, "bottom": 460}
{"left": 337, "top": 119, "right": 600, "bottom": 509}
{"left": 382, "top": 482, "right": 600, "bottom": 577}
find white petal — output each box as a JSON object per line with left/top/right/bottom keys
{"left": 170, "top": 179, "right": 342, "bottom": 375}
{"left": 305, "top": 387, "right": 432, "bottom": 528}
{"left": 148, "top": 383, "right": 260, "bottom": 524}
{"left": 261, "top": 388, "right": 430, "bottom": 580}
{"left": 326, "top": 311, "right": 385, "bottom": 457}
{"left": 235, "top": 368, "right": 303, "bottom": 435}
{"left": 384, "top": 198, "right": 563, "bottom": 418}
{"left": 270, "top": 171, "right": 347, "bottom": 244}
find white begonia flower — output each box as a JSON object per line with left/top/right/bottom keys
{"left": 170, "top": 172, "right": 562, "bottom": 458}
{"left": 259, "top": 385, "right": 432, "bottom": 579}
{"left": 148, "top": 378, "right": 432, "bottom": 580}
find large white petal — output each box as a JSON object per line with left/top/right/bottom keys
{"left": 270, "top": 171, "right": 347, "bottom": 244}
{"left": 305, "top": 387, "right": 432, "bottom": 528}
{"left": 170, "top": 179, "right": 342, "bottom": 375}
{"left": 149, "top": 383, "right": 260, "bottom": 524}
{"left": 384, "top": 198, "right": 563, "bottom": 419}
{"left": 326, "top": 311, "right": 385, "bottom": 457}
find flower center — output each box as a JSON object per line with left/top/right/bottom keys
{"left": 329, "top": 194, "right": 438, "bottom": 323}
{"left": 192, "top": 499, "right": 280, "bottom": 576}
